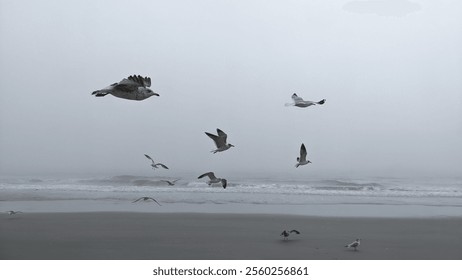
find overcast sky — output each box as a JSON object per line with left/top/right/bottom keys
{"left": 0, "top": 0, "right": 461, "bottom": 178}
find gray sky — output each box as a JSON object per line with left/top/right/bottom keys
{"left": 1, "top": 0, "right": 461, "bottom": 178}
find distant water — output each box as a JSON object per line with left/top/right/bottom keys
{"left": 1, "top": 175, "right": 461, "bottom": 207}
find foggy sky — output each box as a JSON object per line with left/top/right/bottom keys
{"left": 0, "top": 0, "right": 461, "bottom": 178}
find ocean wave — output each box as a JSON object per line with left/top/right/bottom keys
{"left": 1, "top": 176, "right": 461, "bottom": 201}
{"left": 317, "top": 179, "right": 384, "bottom": 188}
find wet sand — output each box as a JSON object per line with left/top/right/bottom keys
{"left": 1, "top": 212, "right": 461, "bottom": 260}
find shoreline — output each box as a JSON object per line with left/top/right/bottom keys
{"left": 1, "top": 212, "right": 461, "bottom": 260}
{"left": 1, "top": 199, "right": 461, "bottom": 218}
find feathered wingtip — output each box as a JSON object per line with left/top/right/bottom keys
{"left": 128, "top": 75, "right": 151, "bottom": 87}
{"left": 91, "top": 90, "right": 108, "bottom": 97}
{"left": 317, "top": 99, "right": 326, "bottom": 105}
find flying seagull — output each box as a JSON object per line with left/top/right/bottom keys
{"left": 280, "top": 230, "right": 300, "bottom": 240}
{"left": 198, "top": 172, "right": 227, "bottom": 189}
{"left": 285, "top": 93, "right": 325, "bottom": 108}
{"left": 205, "top": 128, "right": 234, "bottom": 153}
{"left": 161, "top": 179, "right": 180, "bottom": 186}
{"left": 6, "top": 211, "right": 23, "bottom": 215}
{"left": 92, "top": 75, "right": 159, "bottom": 101}
{"left": 132, "top": 196, "right": 161, "bottom": 206}
{"left": 345, "top": 238, "right": 361, "bottom": 251}
{"left": 296, "top": 143, "right": 311, "bottom": 168}
{"left": 144, "top": 154, "right": 169, "bottom": 170}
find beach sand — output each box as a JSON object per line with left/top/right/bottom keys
{"left": 1, "top": 212, "right": 461, "bottom": 260}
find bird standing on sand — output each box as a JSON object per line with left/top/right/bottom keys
{"left": 198, "top": 172, "right": 227, "bottom": 189}
{"left": 144, "top": 154, "right": 169, "bottom": 170}
{"left": 280, "top": 230, "right": 300, "bottom": 240}
{"left": 6, "top": 211, "right": 23, "bottom": 215}
{"left": 296, "top": 143, "right": 311, "bottom": 168}
{"left": 161, "top": 179, "right": 179, "bottom": 186}
{"left": 92, "top": 75, "right": 159, "bottom": 100}
{"left": 205, "top": 128, "right": 234, "bottom": 153}
{"left": 285, "top": 93, "right": 326, "bottom": 108}
{"left": 345, "top": 238, "right": 361, "bottom": 251}
{"left": 132, "top": 196, "right": 162, "bottom": 206}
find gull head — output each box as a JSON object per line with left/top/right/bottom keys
{"left": 141, "top": 88, "right": 159, "bottom": 97}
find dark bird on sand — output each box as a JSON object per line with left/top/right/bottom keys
{"left": 132, "top": 196, "right": 161, "bottom": 206}
{"left": 345, "top": 238, "right": 361, "bottom": 251}
{"left": 205, "top": 128, "right": 234, "bottom": 153}
{"left": 280, "top": 230, "right": 300, "bottom": 240}
{"left": 6, "top": 211, "right": 23, "bottom": 215}
{"left": 92, "top": 75, "right": 159, "bottom": 100}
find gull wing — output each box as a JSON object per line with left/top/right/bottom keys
{"left": 113, "top": 77, "right": 142, "bottom": 92}
{"left": 148, "top": 197, "right": 162, "bottom": 206}
{"left": 299, "top": 144, "right": 307, "bottom": 162}
{"left": 132, "top": 197, "right": 142, "bottom": 203}
{"left": 198, "top": 172, "right": 216, "bottom": 180}
{"left": 290, "top": 230, "right": 300, "bottom": 234}
{"left": 291, "top": 93, "right": 304, "bottom": 102}
{"left": 155, "top": 163, "right": 169, "bottom": 169}
{"left": 144, "top": 154, "right": 155, "bottom": 164}
{"left": 216, "top": 129, "right": 228, "bottom": 143}
{"left": 128, "top": 75, "right": 151, "bottom": 88}
{"left": 205, "top": 132, "right": 226, "bottom": 148}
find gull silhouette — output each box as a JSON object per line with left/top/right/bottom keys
{"left": 205, "top": 128, "right": 234, "bottom": 153}
{"left": 144, "top": 154, "right": 169, "bottom": 170}
{"left": 286, "top": 93, "right": 325, "bottom": 108}
{"left": 198, "top": 172, "right": 227, "bottom": 189}
{"left": 92, "top": 75, "right": 159, "bottom": 101}
{"left": 132, "top": 197, "right": 161, "bottom": 206}
{"left": 280, "top": 230, "right": 300, "bottom": 240}
{"left": 296, "top": 143, "right": 311, "bottom": 168}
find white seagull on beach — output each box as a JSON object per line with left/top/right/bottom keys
{"left": 280, "top": 230, "right": 300, "bottom": 240}
{"left": 144, "top": 154, "right": 169, "bottom": 170}
{"left": 92, "top": 75, "right": 159, "bottom": 100}
{"left": 161, "top": 179, "right": 180, "bottom": 186}
{"left": 296, "top": 143, "right": 311, "bottom": 168}
{"left": 6, "top": 211, "right": 23, "bottom": 215}
{"left": 205, "top": 128, "right": 234, "bottom": 153}
{"left": 132, "top": 196, "right": 162, "bottom": 206}
{"left": 345, "top": 238, "right": 361, "bottom": 251}
{"left": 198, "top": 172, "right": 227, "bottom": 189}
{"left": 285, "top": 93, "right": 326, "bottom": 108}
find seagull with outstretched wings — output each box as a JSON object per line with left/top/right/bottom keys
{"left": 280, "top": 229, "right": 300, "bottom": 240}
{"left": 144, "top": 154, "right": 169, "bottom": 170}
{"left": 161, "top": 179, "right": 180, "bottom": 186}
{"left": 92, "top": 75, "right": 159, "bottom": 100}
{"left": 205, "top": 128, "right": 234, "bottom": 153}
{"left": 132, "top": 196, "right": 161, "bottom": 206}
{"left": 198, "top": 172, "right": 227, "bottom": 189}
{"left": 296, "top": 143, "right": 311, "bottom": 168}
